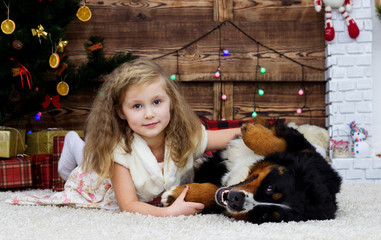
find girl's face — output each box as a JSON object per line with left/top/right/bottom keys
{"left": 118, "top": 80, "right": 171, "bottom": 144}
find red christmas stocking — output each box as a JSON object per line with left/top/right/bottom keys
{"left": 347, "top": 19, "right": 359, "bottom": 39}
{"left": 324, "top": 22, "right": 335, "bottom": 41}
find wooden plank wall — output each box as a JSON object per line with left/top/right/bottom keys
{"left": 5, "top": 0, "right": 326, "bottom": 130}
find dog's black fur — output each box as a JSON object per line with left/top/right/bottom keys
{"left": 191, "top": 124, "right": 342, "bottom": 223}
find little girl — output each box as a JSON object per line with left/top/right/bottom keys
{"left": 9, "top": 59, "right": 240, "bottom": 216}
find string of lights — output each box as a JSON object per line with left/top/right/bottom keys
{"left": 152, "top": 20, "right": 327, "bottom": 121}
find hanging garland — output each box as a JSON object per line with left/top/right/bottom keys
{"left": 153, "top": 20, "right": 327, "bottom": 122}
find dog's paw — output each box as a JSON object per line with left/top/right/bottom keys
{"left": 161, "top": 183, "right": 219, "bottom": 208}
{"left": 241, "top": 123, "right": 286, "bottom": 156}
{"left": 161, "top": 185, "right": 184, "bottom": 207}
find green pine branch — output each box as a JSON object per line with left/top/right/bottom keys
{"left": 0, "top": 1, "right": 136, "bottom": 125}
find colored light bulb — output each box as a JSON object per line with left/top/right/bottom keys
{"left": 35, "top": 114, "right": 41, "bottom": 121}
{"left": 221, "top": 94, "right": 227, "bottom": 100}
{"left": 296, "top": 108, "right": 302, "bottom": 114}
{"left": 258, "top": 89, "right": 264, "bottom": 96}
{"left": 223, "top": 49, "right": 229, "bottom": 56}
{"left": 170, "top": 74, "right": 176, "bottom": 81}
{"left": 252, "top": 111, "right": 257, "bottom": 118}
{"left": 298, "top": 88, "right": 304, "bottom": 95}
{"left": 221, "top": 118, "right": 226, "bottom": 121}
{"left": 215, "top": 70, "right": 220, "bottom": 78}
{"left": 260, "top": 67, "right": 266, "bottom": 74}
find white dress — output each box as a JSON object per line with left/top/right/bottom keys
{"left": 7, "top": 128, "right": 208, "bottom": 210}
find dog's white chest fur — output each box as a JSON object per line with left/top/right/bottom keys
{"left": 220, "top": 138, "right": 263, "bottom": 186}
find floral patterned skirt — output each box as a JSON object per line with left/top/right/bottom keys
{"left": 7, "top": 166, "right": 120, "bottom": 211}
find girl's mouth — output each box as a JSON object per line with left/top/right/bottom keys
{"left": 144, "top": 122, "right": 158, "bottom": 128}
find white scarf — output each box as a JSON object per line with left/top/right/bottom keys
{"left": 113, "top": 133, "right": 204, "bottom": 202}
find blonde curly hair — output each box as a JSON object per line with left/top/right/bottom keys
{"left": 81, "top": 59, "right": 203, "bottom": 179}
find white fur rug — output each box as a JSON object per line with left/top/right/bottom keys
{"left": 1, "top": 184, "right": 380, "bottom": 240}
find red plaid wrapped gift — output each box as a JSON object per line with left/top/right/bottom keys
{"left": 52, "top": 136, "right": 68, "bottom": 191}
{"left": 30, "top": 154, "right": 53, "bottom": 190}
{"left": 201, "top": 118, "right": 254, "bottom": 130}
{"left": 30, "top": 153, "right": 65, "bottom": 191}
{"left": 0, "top": 155, "right": 32, "bottom": 189}
{"left": 51, "top": 135, "right": 85, "bottom": 191}
{"left": 200, "top": 118, "right": 285, "bottom": 130}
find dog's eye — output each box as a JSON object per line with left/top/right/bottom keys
{"left": 265, "top": 185, "right": 273, "bottom": 193}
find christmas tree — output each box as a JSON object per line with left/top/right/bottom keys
{"left": 0, "top": 0, "right": 135, "bottom": 125}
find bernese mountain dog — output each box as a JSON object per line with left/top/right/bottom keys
{"left": 161, "top": 120, "right": 342, "bottom": 224}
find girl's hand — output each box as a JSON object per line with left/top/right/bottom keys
{"left": 166, "top": 186, "right": 205, "bottom": 216}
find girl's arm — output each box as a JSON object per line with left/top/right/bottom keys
{"left": 111, "top": 163, "right": 205, "bottom": 216}
{"left": 206, "top": 128, "right": 241, "bottom": 151}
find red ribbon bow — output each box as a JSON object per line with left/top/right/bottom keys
{"left": 42, "top": 95, "right": 61, "bottom": 109}
{"left": 329, "top": 139, "right": 348, "bottom": 150}
{"left": 10, "top": 58, "right": 32, "bottom": 89}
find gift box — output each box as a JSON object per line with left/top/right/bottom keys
{"left": 30, "top": 153, "right": 65, "bottom": 191}
{"left": 0, "top": 155, "right": 32, "bottom": 189}
{"left": 30, "top": 134, "right": 83, "bottom": 191}
{"left": 26, "top": 129, "right": 84, "bottom": 155}
{"left": 52, "top": 136, "right": 67, "bottom": 191}
{"left": 0, "top": 127, "right": 26, "bottom": 158}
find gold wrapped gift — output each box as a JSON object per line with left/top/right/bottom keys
{"left": 26, "top": 129, "right": 84, "bottom": 155}
{"left": 0, "top": 127, "right": 26, "bottom": 158}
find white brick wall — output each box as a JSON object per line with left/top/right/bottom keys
{"left": 332, "top": 158, "right": 381, "bottom": 183}
{"left": 326, "top": 0, "right": 380, "bottom": 183}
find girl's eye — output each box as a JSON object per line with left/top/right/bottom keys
{"left": 133, "top": 104, "right": 142, "bottom": 109}
{"left": 153, "top": 99, "right": 161, "bottom": 105}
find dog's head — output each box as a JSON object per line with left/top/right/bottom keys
{"left": 215, "top": 150, "right": 341, "bottom": 224}
{"left": 215, "top": 160, "right": 298, "bottom": 223}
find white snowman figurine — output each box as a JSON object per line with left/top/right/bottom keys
{"left": 349, "top": 121, "right": 371, "bottom": 158}
{"left": 314, "top": 0, "right": 360, "bottom": 41}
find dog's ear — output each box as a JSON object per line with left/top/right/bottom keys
{"left": 265, "top": 152, "right": 330, "bottom": 203}
{"left": 284, "top": 152, "right": 341, "bottom": 220}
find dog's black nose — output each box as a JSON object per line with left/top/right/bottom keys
{"left": 227, "top": 191, "right": 245, "bottom": 211}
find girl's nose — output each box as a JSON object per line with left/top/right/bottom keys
{"left": 145, "top": 107, "right": 154, "bottom": 119}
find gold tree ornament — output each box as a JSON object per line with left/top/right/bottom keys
{"left": 1, "top": 2, "right": 15, "bottom": 34}
{"left": 76, "top": 5, "right": 92, "bottom": 22}
{"left": 1, "top": 19, "right": 15, "bottom": 34}
{"left": 57, "top": 81, "right": 69, "bottom": 96}
{"left": 57, "top": 39, "right": 68, "bottom": 52}
{"left": 49, "top": 53, "right": 60, "bottom": 69}
{"left": 31, "top": 24, "right": 48, "bottom": 40}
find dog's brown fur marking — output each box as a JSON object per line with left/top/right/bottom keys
{"left": 272, "top": 193, "right": 282, "bottom": 201}
{"left": 272, "top": 211, "right": 280, "bottom": 219}
{"left": 235, "top": 164, "right": 274, "bottom": 195}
